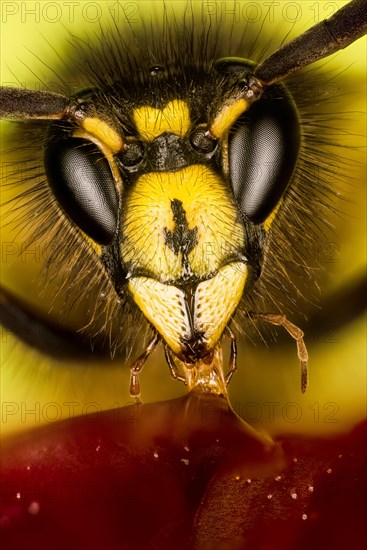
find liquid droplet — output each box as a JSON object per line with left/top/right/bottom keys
{"left": 291, "top": 490, "right": 298, "bottom": 500}
{"left": 275, "top": 475, "right": 282, "bottom": 481}
{"left": 149, "top": 65, "right": 165, "bottom": 76}
{"left": 153, "top": 452, "right": 159, "bottom": 459}
{"left": 302, "top": 513, "right": 307, "bottom": 520}
{"left": 308, "top": 485, "right": 314, "bottom": 492}
{"left": 16, "top": 492, "right": 21, "bottom": 500}
{"left": 267, "top": 494, "right": 273, "bottom": 499}
{"left": 28, "top": 502, "right": 40, "bottom": 515}
{"left": 246, "top": 479, "right": 252, "bottom": 484}
{"left": 327, "top": 468, "right": 332, "bottom": 474}
{"left": 292, "top": 457, "right": 298, "bottom": 463}
{"left": 235, "top": 476, "right": 240, "bottom": 481}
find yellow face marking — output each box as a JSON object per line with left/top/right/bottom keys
{"left": 133, "top": 100, "right": 191, "bottom": 141}
{"left": 210, "top": 98, "right": 248, "bottom": 138}
{"left": 121, "top": 165, "right": 245, "bottom": 282}
{"left": 128, "top": 278, "right": 190, "bottom": 356}
{"left": 128, "top": 261, "right": 247, "bottom": 357}
{"left": 263, "top": 201, "right": 282, "bottom": 231}
{"left": 81, "top": 117, "right": 123, "bottom": 154}
{"left": 194, "top": 262, "right": 248, "bottom": 349}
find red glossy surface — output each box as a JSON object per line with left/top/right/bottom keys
{"left": 1, "top": 392, "right": 366, "bottom": 550}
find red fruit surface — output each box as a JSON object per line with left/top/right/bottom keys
{"left": 1, "top": 392, "right": 366, "bottom": 550}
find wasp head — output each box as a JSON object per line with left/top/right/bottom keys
{"left": 44, "top": 59, "right": 300, "bottom": 364}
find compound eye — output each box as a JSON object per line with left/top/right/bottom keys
{"left": 228, "top": 87, "right": 300, "bottom": 224}
{"left": 44, "top": 137, "right": 118, "bottom": 244}
{"left": 190, "top": 129, "right": 218, "bottom": 155}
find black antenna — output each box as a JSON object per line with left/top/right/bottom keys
{"left": 0, "top": 0, "right": 366, "bottom": 118}
{"left": 254, "top": 0, "right": 367, "bottom": 86}
{"left": 0, "top": 88, "right": 69, "bottom": 120}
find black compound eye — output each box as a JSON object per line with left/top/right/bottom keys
{"left": 117, "top": 141, "right": 145, "bottom": 167}
{"left": 228, "top": 86, "right": 300, "bottom": 224}
{"left": 44, "top": 137, "right": 118, "bottom": 245}
{"left": 190, "top": 129, "right": 218, "bottom": 155}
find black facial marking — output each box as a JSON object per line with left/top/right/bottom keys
{"left": 148, "top": 133, "right": 188, "bottom": 172}
{"left": 164, "top": 199, "right": 198, "bottom": 273}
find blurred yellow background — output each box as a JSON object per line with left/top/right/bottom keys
{"left": 1, "top": 1, "right": 365, "bottom": 437}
